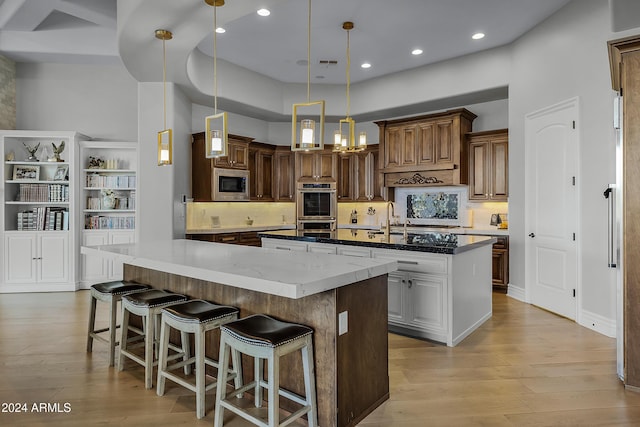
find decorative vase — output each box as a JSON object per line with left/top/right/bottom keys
{"left": 102, "top": 195, "right": 116, "bottom": 209}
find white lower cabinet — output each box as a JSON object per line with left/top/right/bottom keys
{"left": 4, "top": 232, "right": 68, "bottom": 284}
{"left": 81, "top": 230, "right": 135, "bottom": 286}
{"left": 261, "top": 239, "right": 308, "bottom": 252}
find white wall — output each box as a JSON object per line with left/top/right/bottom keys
{"left": 16, "top": 62, "right": 138, "bottom": 140}
{"left": 507, "top": 0, "right": 633, "bottom": 329}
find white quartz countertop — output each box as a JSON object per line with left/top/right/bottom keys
{"left": 81, "top": 239, "right": 397, "bottom": 299}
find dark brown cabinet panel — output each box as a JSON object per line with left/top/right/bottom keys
{"left": 213, "top": 138, "right": 250, "bottom": 170}
{"left": 295, "top": 148, "right": 337, "bottom": 182}
{"left": 492, "top": 236, "right": 509, "bottom": 292}
{"left": 249, "top": 143, "right": 275, "bottom": 201}
{"left": 274, "top": 148, "right": 295, "bottom": 202}
{"left": 467, "top": 129, "right": 509, "bottom": 202}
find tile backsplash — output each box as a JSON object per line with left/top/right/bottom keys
{"left": 186, "top": 202, "right": 295, "bottom": 230}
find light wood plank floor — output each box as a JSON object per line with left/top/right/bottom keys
{"left": 1, "top": 291, "right": 640, "bottom": 426}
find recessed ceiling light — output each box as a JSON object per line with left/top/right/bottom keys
{"left": 361, "top": 62, "right": 371, "bottom": 69}
{"left": 257, "top": 8, "right": 270, "bottom": 16}
{"left": 215, "top": 27, "right": 225, "bottom": 34}
{"left": 411, "top": 48, "right": 423, "bottom": 56}
{"left": 472, "top": 32, "right": 485, "bottom": 40}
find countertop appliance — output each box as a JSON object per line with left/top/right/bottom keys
{"left": 212, "top": 168, "right": 249, "bottom": 201}
{"left": 296, "top": 181, "right": 336, "bottom": 231}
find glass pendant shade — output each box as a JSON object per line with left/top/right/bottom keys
{"left": 205, "top": 112, "right": 228, "bottom": 158}
{"left": 292, "top": 101, "right": 325, "bottom": 151}
{"left": 157, "top": 129, "right": 172, "bottom": 165}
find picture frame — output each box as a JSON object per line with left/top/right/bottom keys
{"left": 53, "top": 165, "right": 69, "bottom": 181}
{"left": 12, "top": 164, "right": 40, "bottom": 181}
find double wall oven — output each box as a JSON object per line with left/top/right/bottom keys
{"left": 296, "top": 181, "right": 337, "bottom": 231}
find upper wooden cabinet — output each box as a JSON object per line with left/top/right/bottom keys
{"left": 191, "top": 132, "right": 253, "bottom": 201}
{"left": 213, "top": 136, "right": 251, "bottom": 170}
{"left": 295, "top": 148, "right": 337, "bottom": 182}
{"left": 248, "top": 143, "right": 275, "bottom": 201}
{"left": 336, "top": 146, "right": 384, "bottom": 202}
{"left": 467, "top": 129, "right": 508, "bottom": 202}
{"left": 376, "top": 109, "right": 476, "bottom": 187}
{"left": 274, "top": 148, "right": 295, "bottom": 201}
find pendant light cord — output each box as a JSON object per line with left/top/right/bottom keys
{"left": 162, "top": 37, "right": 167, "bottom": 130}
{"left": 306, "top": 0, "right": 311, "bottom": 103}
{"left": 346, "top": 28, "right": 351, "bottom": 118}
{"left": 213, "top": 5, "right": 218, "bottom": 115}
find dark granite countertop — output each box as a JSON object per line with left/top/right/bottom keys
{"left": 258, "top": 229, "right": 497, "bottom": 255}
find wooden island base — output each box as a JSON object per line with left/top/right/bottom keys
{"left": 124, "top": 264, "right": 389, "bottom": 427}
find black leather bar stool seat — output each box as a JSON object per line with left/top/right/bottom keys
{"left": 214, "top": 314, "right": 318, "bottom": 427}
{"left": 86, "top": 281, "right": 151, "bottom": 367}
{"left": 157, "top": 299, "right": 242, "bottom": 419}
{"left": 118, "top": 289, "right": 188, "bottom": 389}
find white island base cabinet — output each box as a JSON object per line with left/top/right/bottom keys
{"left": 262, "top": 237, "right": 493, "bottom": 347}
{"left": 3, "top": 232, "right": 70, "bottom": 292}
{"left": 80, "top": 230, "right": 135, "bottom": 288}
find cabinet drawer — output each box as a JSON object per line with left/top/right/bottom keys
{"left": 492, "top": 236, "right": 509, "bottom": 249}
{"left": 371, "top": 249, "right": 448, "bottom": 274}
{"left": 337, "top": 246, "right": 371, "bottom": 258}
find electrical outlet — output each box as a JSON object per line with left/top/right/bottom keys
{"left": 339, "top": 311, "right": 348, "bottom": 335}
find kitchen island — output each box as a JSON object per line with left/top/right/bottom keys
{"left": 260, "top": 229, "right": 496, "bottom": 346}
{"left": 81, "top": 239, "right": 397, "bottom": 427}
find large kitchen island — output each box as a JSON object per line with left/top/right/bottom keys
{"left": 81, "top": 239, "right": 397, "bottom": 427}
{"left": 260, "top": 229, "right": 496, "bottom": 347}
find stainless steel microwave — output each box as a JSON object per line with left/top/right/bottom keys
{"left": 212, "top": 168, "right": 249, "bottom": 201}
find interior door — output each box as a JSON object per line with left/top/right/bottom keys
{"left": 525, "top": 98, "right": 578, "bottom": 320}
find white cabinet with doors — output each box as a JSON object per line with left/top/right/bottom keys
{"left": 81, "top": 230, "right": 134, "bottom": 286}
{"left": 1, "top": 131, "right": 85, "bottom": 293}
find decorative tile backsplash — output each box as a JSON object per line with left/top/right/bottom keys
{"left": 406, "top": 192, "right": 459, "bottom": 220}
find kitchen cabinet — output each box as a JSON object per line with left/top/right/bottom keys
{"left": 467, "top": 129, "right": 509, "bottom": 202}
{"left": 492, "top": 236, "right": 509, "bottom": 292}
{"left": 249, "top": 143, "right": 275, "bottom": 201}
{"left": 4, "top": 232, "right": 68, "bottom": 284}
{"left": 191, "top": 132, "right": 254, "bottom": 201}
{"left": 336, "top": 146, "right": 384, "bottom": 202}
{"left": 81, "top": 230, "right": 135, "bottom": 285}
{"left": 213, "top": 136, "right": 251, "bottom": 170}
{"left": 295, "top": 148, "right": 337, "bottom": 182}
{"left": 274, "top": 148, "right": 295, "bottom": 202}
{"left": 375, "top": 109, "right": 476, "bottom": 187}
{"left": 186, "top": 231, "right": 262, "bottom": 247}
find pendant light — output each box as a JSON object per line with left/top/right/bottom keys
{"left": 291, "top": 0, "right": 325, "bottom": 151}
{"left": 334, "top": 21, "right": 366, "bottom": 153}
{"left": 204, "top": 0, "right": 228, "bottom": 158}
{"left": 156, "top": 29, "right": 173, "bottom": 166}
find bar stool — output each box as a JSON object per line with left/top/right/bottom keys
{"left": 86, "top": 281, "right": 151, "bottom": 366}
{"left": 214, "top": 314, "right": 318, "bottom": 427}
{"left": 118, "top": 289, "right": 188, "bottom": 389}
{"left": 156, "top": 299, "right": 242, "bottom": 419}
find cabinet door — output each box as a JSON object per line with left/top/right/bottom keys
{"left": 82, "top": 232, "right": 109, "bottom": 283}
{"left": 317, "top": 151, "right": 337, "bottom": 180}
{"left": 275, "top": 150, "right": 295, "bottom": 201}
{"left": 295, "top": 151, "right": 316, "bottom": 181}
{"left": 490, "top": 139, "right": 509, "bottom": 200}
{"left": 308, "top": 243, "right": 337, "bottom": 254}
{"left": 400, "top": 125, "right": 417, "bottom": 167}
{"left": 383, "top": 125, "right": 403, "bottom": 168}
{"left": 468, "top": 141, "right": 490, "bottom": 201}
{"left": 38, "top": 233, "right": 68, "bottom": 283}
{"left": 214, "top": 141, "right": 249, "bottom": 169}
{"left": 407, "top": 272, "right": 447, "bottom": 333}
{"left": 4, "top": 234, "right": 37, "bottom": 283}
{"left": 387, "top": 272, "right": 407, "bottom": 324}
{"left": 417, "top": 122, "right": 435, "bottom": 166}
{"left": 109, "top": 231, "right": 135, "bottom": 279}
{"left": 336, "top": 154, "right": 353, "bottom": 201}
{"left": 249, "top": 148, "right": 274, "bottom": 200}
{"left": 261, "top": 238, "right": 308, "bottom": 252}
{"left": 355, "top": 149, "right": 383, "bottom": 201}
{"left": 434, "top": 119, "right": 455, "bottom": 166}
{"left": 337, "top": 246, "right": 371, "bottom": 257}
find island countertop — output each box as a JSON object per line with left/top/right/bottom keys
{"left": 81, "top": 239, "right": 397, "bottom": 299}
{"left": 259, "top": 229, "right": 497, "bottom": 254}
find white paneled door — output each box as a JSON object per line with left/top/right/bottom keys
{"left": 525, "top": 98, "right": 579, "bottom": 320}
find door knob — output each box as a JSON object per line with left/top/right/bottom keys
{"left": 529, "top": 233, "right": 535, "bottom": 238}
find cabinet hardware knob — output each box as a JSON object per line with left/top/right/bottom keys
{"left": 408, "top": 279, "right": 413, "bottom": 288}
{"left": 529, "top": 233, "right": 535, "bottom": 238}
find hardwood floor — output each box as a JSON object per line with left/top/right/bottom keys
{"left": 1, "top": 291, "right": 640, "bottom": 426}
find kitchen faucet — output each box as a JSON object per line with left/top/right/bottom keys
{"left": 384, "top": 201, "right": 396, "bottom": 238}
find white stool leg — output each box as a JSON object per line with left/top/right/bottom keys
{"left": 144, "top": 313, "right": 154, "bottom": 389}
{"left": 156, "top": 317, "right": 170, "bottom": 396}
{"left": 181, "top": 331, "right": 191, "bottom": 375}
{"left": 302, "top": 336, "right": 318, "bottom": 427}
{"left": 231, "top": 347, "right": 243, "bottom": 397}
{"left": 267, "top": 353, "right": 279, "bottom": 427}
{"left": 86, "top": 294, "right": 97, "bottom": 353}
{"left": 108, "top": 295, "right": 118, "bottom": 367}
{"left": 195, "top": 327, "right": 206, "bottom": 419}
{"left": 213, "top": 335, "right": 230, "bottom": 427}
{"left": 118, "top": 305, "right": 130, "bottom": 371}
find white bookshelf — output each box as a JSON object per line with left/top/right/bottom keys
{"left": 79, "top": 141, "right": 137, "bottom": 288}
{"left": 1, "top": 130, "right": 86, "bottom": 292}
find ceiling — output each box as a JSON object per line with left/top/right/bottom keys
{"left": 0, "top": 0, "right": 576, "bottom": 121}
